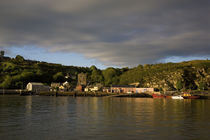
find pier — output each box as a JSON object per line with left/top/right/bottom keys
{"left": 0, "top": 89, "right": 31, "bottom": 95}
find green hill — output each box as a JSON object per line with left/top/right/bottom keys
{"left": 0, "top": 55, "right": 90, "bottom": 89}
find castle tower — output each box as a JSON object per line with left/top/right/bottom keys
{"left": 77, "top": 73, "right": 87, "bottom": 86}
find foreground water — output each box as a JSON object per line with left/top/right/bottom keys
{"left": 0, "top": 96, "right": 210, "bottom": 140}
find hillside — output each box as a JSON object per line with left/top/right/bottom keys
{"left": 0, "top": 55, "right": 209, "bottom": 91}
{"left": 0, "top": 55, "right": 90, "bottom": 89}
{"left": 119, "top": 60, "right": 210, "bottom": 91}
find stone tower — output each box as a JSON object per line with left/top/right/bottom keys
{"left": 77, "top": 73, "right": 87, "bottom": 86}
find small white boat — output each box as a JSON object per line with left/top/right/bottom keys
{"left": 172, "top": 95, "right": 184, "bottom": 99}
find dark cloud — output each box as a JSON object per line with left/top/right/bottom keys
{"left": 0, "top": 0, "right": 210, "bottom": 66}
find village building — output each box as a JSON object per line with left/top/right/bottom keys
{"left": 90, "top": 86, "right": 99, "bottom": 92}
{"left": 75, "top": 85, "right": 85, "bottom": 92}
{"left": 84, "top": 87, "right": 89, "bottom": 92}
{"left": 84, "top": 83, "right": 103, "bottom": 92}
{"left": 102, "top": 87, "right": 111, "bottom": 93}
{"left": 50, "top": 83, "right": 61, "bottom": 91}
{"left": 111, "top": 85, "right": 136, "bottom": 93}
{"left": 26, "top": 82, "right": 50, "bottom": 92}
{"left": 51, "top": 81, "right": 71, "bottom": 92}
{"left": 59, "top": 85, "right": 66, "bottom": 92}
{"left": 85, "top": 86, "right": 99, "bottom": 92}
{"left": 63, "top": 81, "right": 71, "bottom": 90}
{"left": 135, "top": 88, "right": 154, "bottom": 93}
{"left": 111, "top": 85, "right": 155, "bottom": 94}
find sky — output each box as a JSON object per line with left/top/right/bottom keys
{"left": 0, "top": 0, "right": 209, "bottom": 69}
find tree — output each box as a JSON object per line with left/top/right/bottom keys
{"left": 90, "top": 65, "right": 103, "bottom": 84}
{"left": 199, "top": 82, "right": 207, "bottom": 90}
{"left": 53, "top": 72, "right": 64, "bottom": 82}
{"left": 176, "top": 80, "right": 183, "bottom": 91}
{"left": 15, "top": 81, "right": 24, "bottom": 89}
{"left": 102, "top": 68, "right": 120, "bottom": 86}
{"left": 2, "top": 62, "right": 16, "bottom": 72}
{"left": 10, "top": 71, "right": 34, "bottom": 88}
{"left": 119, "top": 66, "right": 144, "bottom": 85}
{"left": 15, "top": 55, "right": 25, "bottom": 63}
{"left": 0, "top": 75, "right": 12, "bottom": 89}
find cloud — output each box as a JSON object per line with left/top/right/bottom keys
{"left": 0, "top": 0, "right": 209, "bottom": 66}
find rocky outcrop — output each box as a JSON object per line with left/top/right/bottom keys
{"left": 142, "top": 66, "right": 209, "bottom": 91}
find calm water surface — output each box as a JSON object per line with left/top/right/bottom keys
{"left": 0, "top": 95, "right": 210, "bottom": 140}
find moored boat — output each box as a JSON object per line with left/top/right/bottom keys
{"left": 152, "top": 94, "right": 166, "bottom": 98}
{"left": 182, "top": 93, "right": 200, "bottom": 99}
{"left": 182, "top": 95, "right": 200, "bottom": 99}
{"left": 165, "top": 95, "right": 172, "bottom": 98}
{"left": 172, "top": 95, "right": 184, "bottom": 99}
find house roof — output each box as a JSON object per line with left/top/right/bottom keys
{"left": 63, "top": 81, "right": 69, "bottom": 85}
{"left": 28, "top": 82, "right": 44, "bottom": 86}
{"left": 51, "top": 83, "right": 61, "bottom": 86}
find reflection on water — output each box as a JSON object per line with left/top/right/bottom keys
{"left": 0, "top": 96, "right": 210, "bottom": 140}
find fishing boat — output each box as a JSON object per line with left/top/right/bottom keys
{"left": 182, "top": 93, "right": 200, "bottom": 99}
{"left": 183, "top": 95, "right": 200, "bottom": 99}
{"left": 172, "top": 95, "right": 184, "bottom": 99}
{"left": 165, "top": 95, "right": 172, "bottom": 98}
{"left": 152, "top": 94, "right": 166, "bottom": 98}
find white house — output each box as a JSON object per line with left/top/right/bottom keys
{"left": 26, "top": 82, "right": 50, "bottom": 92}
{"left": 88, "top": 86, "right": 99, "bottom": 92}
{"left": 84, "top": 86, "right": 100, "bottom": 92}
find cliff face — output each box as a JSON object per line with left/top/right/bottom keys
{"left": 118, "top": 60, "right": 210, "bottom": 91}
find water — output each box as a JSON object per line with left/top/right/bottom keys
{"left": 0, "top": 96, "right": 210, "bottom": 140}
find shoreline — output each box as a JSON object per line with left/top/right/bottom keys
{"left": 0, "top": 89, "right": 210, "bottom": 99}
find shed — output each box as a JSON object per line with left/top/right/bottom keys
{"left": 26, "top": 82, "right": 50, "bottom": 92}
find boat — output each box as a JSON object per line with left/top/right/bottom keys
{"left": 182, "top": 93, "right": 200, "bottom": 99}
{"left": 152, "top": 94, "right": 166, "bottom": 98}
{"left": 172, "top": 95, "right": 184, "bottom": 99}
{"left": 182, "top": 95, "right": 200, "bottom": 99}
{"left": 165, "top": 95, "right": 172, "bottom": 98}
